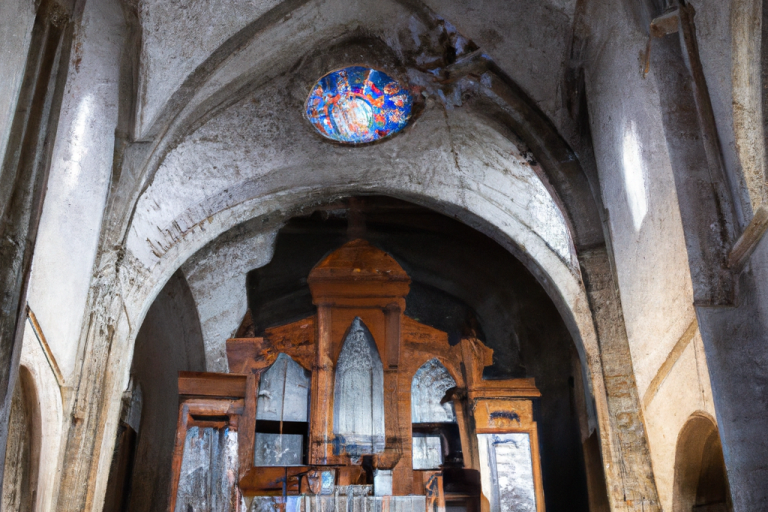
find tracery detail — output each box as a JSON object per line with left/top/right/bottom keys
{"left": 333, "top": 317, "right": 385, "bottom": 455}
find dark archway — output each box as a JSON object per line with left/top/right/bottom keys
{"left": 120, "top": 271, "right": 206, "bottom": 512}
{"left": 242, "top": 195, "right": 601, "bottom": 511}
{"left": 672, "top": 414, "right": 731, "bottom": 512}
{"left": 1, "top": 365, "right": 41, "bottom": 512}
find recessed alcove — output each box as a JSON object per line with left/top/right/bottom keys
{"left": 119, "top": 195, "right": 605, "bottom": 512}
{"left": 232, "top": 196, "right": 599, "bottom": 511}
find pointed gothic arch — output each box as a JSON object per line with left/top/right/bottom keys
{"left": 672, "top": 413, "right": 731, "bottom": 512}
{"left": 333, "top": 317, "right": 385, "bottom": 456}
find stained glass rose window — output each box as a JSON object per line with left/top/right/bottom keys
{"left": 305, "top": 66, "right": 413, "bottom": 144}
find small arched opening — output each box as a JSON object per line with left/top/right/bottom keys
{"left": 673, "top": 413, "right": 732, "bottom": 512}
{"left": 1, "top": 365, "right": 41, "bottom": 512}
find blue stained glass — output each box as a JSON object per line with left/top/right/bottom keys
{"left": 305, "top": 66, "right": 414, "bottom": 144}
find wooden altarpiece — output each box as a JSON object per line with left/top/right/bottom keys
{"left": 169, "top": 240, "right": 545, "bottom": 512}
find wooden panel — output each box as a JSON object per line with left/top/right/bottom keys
{"left": 384, "top": 304, "right": 401, "bottom": 369}
{"left": 178, "top": 372, "right": 246, "bottom": 398}
{"left": 227, "top": 317, "right": 315, "bottom": 376}
{"left": 309, "top": 306, "right": 335, "bottom": 465}
{"left": 238, "top": 374, "right": 258, "bottom": 481}
{"left": 476, "top": 431, "right": 545, "bottom": 512}
{"left": 173, "top": 426, "right": 240, "bottom": 512}
{"left": 473, "top": 399, "right": 534, "bottom": 432}
{"left": 472, "top": 398, "right": 545, "bottom": 512}
{"left": 262, "top": 317, "right": 316, "bottom": 371}
{"left": 411, "top": 358, "right": 457, "bottom": 424}
{"left": 254, "top": 434, "right": 305, "bottom": 466}
{"left": 333, "top": 317, "right": 385, "bottom": 456}
{"left": 226, "top": 338, "right": 263, "bottom": 374}
{"left": 412, "top": 434, "right": 442, "bottom": 470}
{"left": 307, "top": 240, "right": 411, "bottom": 303}
{"left": 169, "top": 398, "right": 244, "bottom": 511}
{"left": 478, "top": 433, "right": 535, "bottom": 512}
{"left": 257, "top": 353, "right": 311, "bottom": 422}
{"left": 239, "top": 466, "right": 308, "bottom": 495}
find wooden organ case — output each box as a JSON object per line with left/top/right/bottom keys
{"left": 169, "top": 240, "right": 545, "bottom": 512}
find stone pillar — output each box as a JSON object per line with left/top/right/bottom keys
{"left": 47, "top": 0, "right": 129, "bottom": 509}
{"left": 579, "top": 248, "right": 661, "bottom": 512}
{"left": 0, "top": 0, "right": 73, "bottom": 488}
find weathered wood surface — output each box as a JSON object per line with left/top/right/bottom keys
{"left": 257, "top": 353, "right": 310, "bottom": 423}
{"left": 239, "top": 466, "right": 308, "bottom": 495}
{"left": 238, "top": 374, "right": 258, "bottom": 480}
{"left": 309, "top": 305, "right": 335, "bottom": 465}
{"left": 178, "top": 371, "right": 247, "bottom": 398}
{"left": 333, "top": 317, "right": 385, "bottom": 456}
{"left": 411, "top": 359, "right": 457, "bottom": 424}
{"left": 477, "top": 433, "right": 536, "bottom": 512}
{"left": 248, "top": 495, "right": 426, "bottom": 512}
{"left": 169, "top": 397, "right": 246, "bottom": 510}
{"left": 253, "top": 354, "right": 310, "bottom": 466}
{"left": 227, "top": 317, "right": 316, "bottom": 376}
{"left": 254, "top": 433, "right": 304, "bottom": 466}
{"left": 173, "top": 426, "right": 241, "bottom": 512}
{"left": 411, "top": 434, "right": 442, "bottom": 471}
{"left": 472, "top": 398, "right": 545, "bottom": 512}
{"left": 190, "top": 240, "right": 548, "bottom": 504}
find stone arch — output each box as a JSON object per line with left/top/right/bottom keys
{"left": 71, "top": 175, "right": 612, "bottom": 512}
{"left": 109, "top": 3, "right": 609, "bottom": 402}
{"left": 672, "top": 413, "right": 731, "bottom": 512}
{"left": 2, "top": 365, "right": 41, "bottom": 512}
{"left": 123, "top": 0, "right": 603, "bottom": 256}
{"left": 59, "top": 3, "right": 644, "bottom": 508}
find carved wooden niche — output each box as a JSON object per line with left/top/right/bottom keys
{"left": 169, "top": 239, "right": 545, "bottom": 512}
{"left": 333, "top": 317, "right": 385, "bottom": 456}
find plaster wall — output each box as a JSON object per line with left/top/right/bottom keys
{"left": 688, "top": 0, "right": 765, "bottom": 218}
{"left": 26, "top": 0, "right": 125, "bottom": 381}
{"left": 127, "top": 85, "right": 572, "bottom": 271}
{"left": 136, "top": 0, "right": 282, "bottom": 137}
{"left": 695, "top": 230, "right": 768, "bottom": 510}
{"left": 0, "top": 0, "right": 35, "bottom": 174}
{"left": 419, "top": 0, "right": 576, "bottom": 133}
{"left": 583, "top": 0, "right": 718, "bottom": 507}
{"left": 642, "top": 332, "right": 717, "bottom": 512}
{"left": 135, "top": 0, "right": 578, "bottom": 140}
{"left": 182, "top": 229, "right": 278, "bottom": 372}
{"left": 584, "top": 0, "right": 695, "bottom": 396}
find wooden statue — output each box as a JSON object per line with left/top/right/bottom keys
{"left": 169, "top": 240, "right": 545, "bottom": 512}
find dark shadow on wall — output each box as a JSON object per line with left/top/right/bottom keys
{"left": 123, "top": 270, "right": 206, "bottom": 512}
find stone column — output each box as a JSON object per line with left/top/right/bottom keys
{"left": 579, "top": 248, "right": 661, "bottom": 512}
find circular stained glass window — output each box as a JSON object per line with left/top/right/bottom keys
{"left": 305, "top": 66, "right": 413, "bottom": 144}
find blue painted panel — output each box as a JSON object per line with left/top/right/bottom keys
{"left": 305, "top": 66, "right": 413, "bottom": 144}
